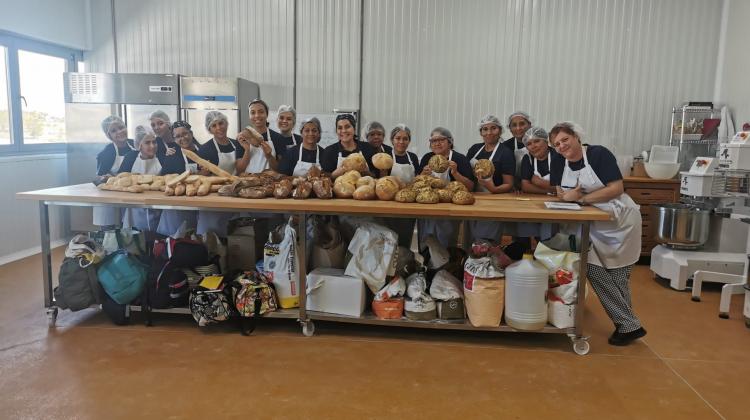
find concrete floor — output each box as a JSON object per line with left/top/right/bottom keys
{"left": 0, "top": 248, "right": 748, "bottom": 419}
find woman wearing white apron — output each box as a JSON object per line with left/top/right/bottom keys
{"left": 278, "top": 117, "right": 323, "bottom": 176}
{"left": 503, "top": 111, "right": 532, "bottom": 190}
{"left": 94, "top": 116, "right": 135, "bottom": 228}
{"left": 365, "top": 121, "right": 392, "bottom": 154}
{"left": 380, "top": 124, "right": 419, "bottom": 246}
{"left": 276, "top": 104, "right": 302, "bottom": 151}
{"left": 466, "top": 115, "right": 516, "bottom": 244}
{"left": 237, "top": 99, "right": 279, "bottom": 173}
{"left": 321, "top": 113, "right": 376, "bottom": 177}
{"left": 120, "top": 127, "right": 164, "bottom": 232}
{"left": 550, "top": 121, "right": 646, "bottom": 346}
{"left": 156, "top": 120, "right": 201, "bottom": 237}
{"left": 149, "top": 110, "right": 177, "bottom": 157}
{"left": 417, "top": 127, "right": 475, "bottom": 249}
{"left": 196, "top": 111, "right": 239, "bottom": 237}
{"left": 517, "top": 127, "right": 557, "bottom": 241}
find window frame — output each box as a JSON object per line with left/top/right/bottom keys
{"left": 0, "top": 32, "right": 82, "bottom": 155}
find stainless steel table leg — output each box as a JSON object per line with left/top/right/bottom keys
{"left": 39, "top": 201, "right": 57, "bottom": 327}
{"left": 297, "top": 213, "right": 314, "bottom": 336}
{"left": 571, "top": 221, "right": 591, "bottom": 355}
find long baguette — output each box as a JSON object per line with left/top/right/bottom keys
{"left": 183, "top": 149, "right": 238, "bottom": 180}
{"left": 166, "top": 170, "right": 190, "bottom": 187}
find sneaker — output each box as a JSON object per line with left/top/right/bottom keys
{"left": 608, "top": 327, "right": 647, "bottom": 346}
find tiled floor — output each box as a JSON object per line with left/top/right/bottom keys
{"left": 0, "top": 249, "right": 748, "bottom": 419}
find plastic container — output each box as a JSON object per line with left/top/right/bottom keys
{"left": 644, "top": 162, "right": 680, "bottom": 179}
{"left": 505, "top": 254, "right": 548, "bottom": 331}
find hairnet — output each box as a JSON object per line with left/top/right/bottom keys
{"left": 205, "top": 111, "right": 228, "bottom": 131}
{"left": 101, "top": 115, "right": 125, "bottom": 138}
{"left": 522, "top": 126, "right": 549, "bottom": 146}
{"left": 248, "top": 98, "right": 269, "bottom": 113}
{"left": 390, "top": 123, "right": 411, "bottom": 141}
{"left": 149, "top": 110, "right": 170, "bottom": 123}
{"left": 365, "top": 121, "right": 385, "bottom": 137}
{"left": 134, "top": 125, "right": 155, "bottom": 149}
{"left": 277, "top": 104, "right": 296, "bottom": 120}
{"left": 430, "top": 127, "right": 454, "bottom": 145}
{"left": 300, "top": 117, "right": 322, "bottom": 134}
{"left": 507, "top": 111, "right": 532, "bottom": 127}
{"left": 335, "top": 113, "right": 356, "bottom": 129}
{"left": 172, "top": 120, "right": 192, "bottom": 132}
{"left": 478, "top": 114, "right": 502, "bottom": 129}
{"left": 549, "top": 121, "right": 586, "bottom": 143}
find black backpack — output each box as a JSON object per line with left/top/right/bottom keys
{"left": 54, "top": 257, "right": 102, "bottom": 311}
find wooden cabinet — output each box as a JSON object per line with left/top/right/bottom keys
{"left": 623, "top": 176, "right": 680, "bottom": 256}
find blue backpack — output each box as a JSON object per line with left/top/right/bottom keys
{"left": 97, "top": 250, "right": 147, "bottom": 305}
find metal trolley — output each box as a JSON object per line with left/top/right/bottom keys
{"left": 19, "top": 185, "right": 604, "bottom": 355}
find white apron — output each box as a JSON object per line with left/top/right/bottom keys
{"left": 197, "top": 139, "right": 237, "bottom": 236}
{"left": 122, "top": 156, "right": 162, "bottom": 231}
{"left": 93, "top": 143, "right": 134, "bottom": 226}
{"left": 157, "top": 147, "right": 199, "bottom": 236}
{"left": 517, "top": 152, "right": 555, "bottom": 239}
{"left": 292, "top": 145, "right": 321, "bottom": 177}
{"left": 467, "top": 143, "right": 505, "bottom": 242}
{"left": 244, "top": 131, "right": 277, "bottom": 174}
{"left": 390, "top": 149, "right": 416, "bottom": 184}
{"left": 419, "top": 151, "right": 460, "bottom": 248}
{"left": 511, "top": 138, "right": 527, "bottom": 190}
{"left": 182, "top": 148, "right": 199, "bottom": 174}
{"left": 561, "top": 149, "right": 641, "bottom": 268}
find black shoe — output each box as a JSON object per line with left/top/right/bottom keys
{"left": 608, "top": 327, "right": 647, "bottom": 346}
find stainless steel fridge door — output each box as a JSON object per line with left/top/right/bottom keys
{"left": 64, "top": 73, "right": 180, "bottom": 104}
{"left": 185, "top": 109, "right": 240, "bottom": 145}
{"left": 180, "top": 77, "right": 239, "bottom": 110}
{"left": 125, "top": 105, "right": 180, "bottom": 139}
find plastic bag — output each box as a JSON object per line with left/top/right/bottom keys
{"left": 429, "top": 270, "right": 463, "bottom": 300}
{"left": 263, "top": 219, "right": 300, "bottom": 308}
{"left": 534, "top": 237, "right": 581, "bottom": 305}
{"left": 375, "top": 276, "right": 406, "bottom": 301}
{"left": 66, "top": 234, "right": 105, "bottom": 267}
{"left": 421, "top": 235, "right": 450, "bottom": 270}
{"left": 344, "top": 222, "right": 398, "bottom": 293}
{"left": 311, "top": 218, "right": 346, "bottom": 269}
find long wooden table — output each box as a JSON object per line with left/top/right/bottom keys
{"left": 18, "top": 183, "right": 610, "bottom": 355}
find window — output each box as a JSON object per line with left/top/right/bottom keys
{"left": 0, "top": 32, "right": 81, "bottom": 154}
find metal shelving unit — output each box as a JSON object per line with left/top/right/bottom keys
{"left": 669, "top": 104, "right": 721, "bottom": 171}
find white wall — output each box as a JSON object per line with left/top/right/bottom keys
{"left": 718, "top": 0, "right": 750, "bottom": 128}
{"left": 0, "top": 0, "right": 90, "bottom": 50}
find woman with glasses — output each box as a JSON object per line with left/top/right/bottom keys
{"left": 417, "top": 127, "right": 475, "bottom": 248}
{"left": 465, "top": 115, "right": 516, "bottom": 244}
{"left": 321, "top": 113, "right": 376, "bottom": 177}
{"left": 94, "top": 115, "right": 135, "bottom": 228}
{"left": 549, "top": 121, "right": 645, "bottom": 346}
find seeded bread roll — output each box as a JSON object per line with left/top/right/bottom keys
{"left": 452, "top": 190, "right": 475, "bottom": 205}
{"left": 428, "top": 154, "right": 449, "bottom": 173}
{"left": 473, "top": 159, "right": 495, "bottom": 179}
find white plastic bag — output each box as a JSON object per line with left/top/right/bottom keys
{"left": 263, "top": 220, "right": 299, "bottom": 308}
{"left": 534, "top": 239, "right": 580, "bottom": 280}
{"left": 345, "top": 222, "right": 398, "bottom": 293}
{"left": 430, "top": 270, "right": 463, "bottom": 300}
{"left": 548, "top": 301, "right": 576, "bottom": 329}
{"left": 375, "top": 276, "right": 406, "bottom": 301}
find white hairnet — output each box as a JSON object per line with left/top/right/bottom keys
{"left": 277, "top": 104, "right": 296, "bottom": 120}
{"left": 300, "top": 117, "right": 321, "bottom": 134}
{"left": 507, "top": 111, "right": 532, "bottom": 127}
{"left": 522, "top": 126, "right": 549, "bottom": 146}
{"left": 550, "top": 121, "right": 586, "bottom": 143}
{"left": 430, "top": 127, "right": 454, "bottom": 145}
{"left": 101, "top": 115, "right": 125, "bottom": 137}
{"left": 365, "top": 121, "right": 385, "bottom": 137}
{"left": 134, "top": 125, "right": 155, "bottom": 149}
{"left": 149, "top": 110, "right": 170, "bottom": 123}
{"left": 390, "top": 123, "right": 411, "bottom": 141}
{"left": 478, "top": 114, "right": 502, "bottom": 129}
{"left": 204, "top": 111, "right": 228, "bottom": 131}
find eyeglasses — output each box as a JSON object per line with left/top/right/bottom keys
{"left": 429, "top": 137, "right": 449, "bottom": 144}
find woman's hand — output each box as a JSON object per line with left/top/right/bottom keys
{"left": 421, "top": 166, "right": 432, "bottom": 176}
{"left": 165, "top": 146, "right": 176, "bottom": 156}
{"left": 560, "top": 186, "right": 584, "bottom": 202}
{"left": 448, "top": 160, "right": 458, "bottom": 176}
{"left": 479, "top": 177, "right": 494, "bottom": 189}
{"left": 237, "top": 134, "right": 252, "bottom": 151}
{"left": 259, "top": 140, "right": 272, "bottom": 157}
{"left": 331, "top": 166, "right": 346, "bottom": 178}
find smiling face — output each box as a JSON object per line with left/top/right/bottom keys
{"left": 551, "top": 129, "right": 583, "bottom": 161}
{"left": 479, "top": 123, "right": 502, "bottom": 144}
{"left": 173, "top": 127, "right": 194, "bottom": 150}
{"left": 301, "top": 122, "right": 321, "bottom": 148}
{"left": 509, "top": 116, "right": 530, "bottom": 139}
{"left": 209, "top": 119, "right": 228, "bottom": 140}
{"left": 107, "top": 121, "right": 128, "bottom": 144}
{"left": 139, "top": 135, "right": 157, "bottom": 159}
{"left": 336, "top": 119, "right": 355, "bottom": 143}
{"left": 429, "top": 131, "right": 451, "bottom": 156}
{"left": 249, "top": 103, "right": 268, "bottom": 130}
{"left": 391, "top": 129, "right": 410, "bottom": 155}
{"left": 367, "top": 128, "right": 385, "bottom": 149}
{"left": 277, "top": 111, "right": 295, "bottom": 134}
{"left": 526, "top": 137, "right": 549, "bottom": 159}
{"left": 150, "top": 118, "right": 171, "bottom": 139}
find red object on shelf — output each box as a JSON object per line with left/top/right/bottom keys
{"left": 702, "top": 118, "right": 721, "bottom": 137}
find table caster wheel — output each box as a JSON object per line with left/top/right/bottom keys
{"left": 719, "top": 313, "right": 729, "bottom": 319}
{"left": 572, "top": 338, "right": 590, "bottom": 355}
{"left": 302, "top": 321, "right": 315, "bottom": 337}
{"left": 691, "top": 296, "right": 701, "bottom": 302}
{"left": 46, "top": 307, "right": 58, "bottom": 327}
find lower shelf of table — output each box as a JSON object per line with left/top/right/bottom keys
{"left": 305, "top": 310, "right": 575, "bottom": 334}
{"left": 128, "top": 306, "right": 300, "bottom": 320}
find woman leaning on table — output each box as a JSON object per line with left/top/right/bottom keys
{"left": 465, "top": 115, "right": 515, "bottom": 244}
{"left": 417, "top": 127, "right": 475, "bottom": 248}
{"left": 549, "top": 121, "right": 646, "bottom": 346}
{"left": 93, "top": 116, "right": 135, "bottom": 228}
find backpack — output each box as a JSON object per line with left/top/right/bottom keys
{"left": 189, "top": 286, "right": 232, "bottom": 327}
{"left": 54, "top": 257, "right": 102, "bottom": 311}
{"left": 153, "top": 237, "right": 209, "bottom": 268}
{"left": 231, "top": 271, "right": 279, "bottom": 335}
{"left": 145, "top": 261, "right": 190, "bottom": 310}
{"left": 97, "top": 250, "right": 147, "bottom": 305}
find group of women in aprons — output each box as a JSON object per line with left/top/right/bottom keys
{"left": 94, "top": 105, "right": 645, "bottom": 346}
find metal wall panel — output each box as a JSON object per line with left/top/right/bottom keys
{"left": 296, "top": 0, "right": 361, "bottom": 114}
{"left": 361, "top": 0, "right": 722, "bottom": 156}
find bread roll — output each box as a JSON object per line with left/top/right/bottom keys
{"left": 356, "top": 176, "right": 376, "bottom": 189}
{"left": 375, "top": 177, "right": 400, "bottom": 201}
{"left": 447, "top": 181, "right": 468, "bottom": 193}
{"left": 473, "top": 159, "right": 495, "bottom": 179}
{"left": 394, "top": 189, "right": 417, "bottom": 203}
{"left": 312, "top": 177, "right": 333, "bottom": 199}
{"left": 428, "top": 154, "right": 449, "bottom": 173}
{"left": 353, "top": 185, "right": 376, "bottom": 200}
{"left": 342, "top": 153, "right": 368, "bottom": 173}
{"left": 415, "top": 189, "right": 440, "bottom": 204}
{"left": 372, "top": 153, "right": 394, "bottom": 170}
{"left": 333, "top": 181, "right": 356, "bottom": 198}
{"left": 452, "top": 190, "right": 475, "bottom": 205}
{"left": 429, "top": 178, "right": 448, "bottom": 189}
{"left": 436, "top": 189, "right": 454, "bottom": 203}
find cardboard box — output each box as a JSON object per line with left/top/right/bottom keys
{"left": 227, "top": 233, "right": 256, "bottom": 273}
{"left": 306, "top": 268, "right": 365, "bottom": 317}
